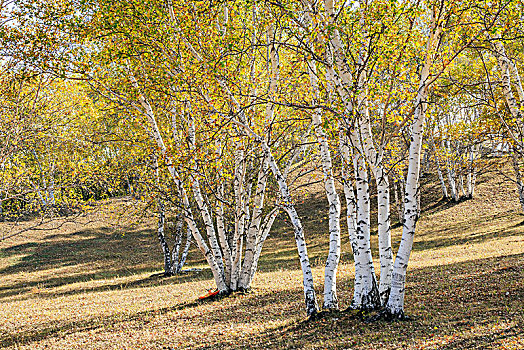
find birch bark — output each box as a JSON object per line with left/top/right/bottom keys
{"left": 232, "top": 119, "right": 319, "bottom": 317}
{"left": 357, "top": 110, "right": 393, "bottom": 305}
{"left": 153, "top": 155, "right": 174, "bottom": 276}
{"left": 385, "top": 14, "right": 443, "bottom": 317}
{"left": 351, "top": 140, "right": 380, "bottom": 309}
{"left": 130, "top": 77, "right": 228, "bottom": 292}
{"left": 307, "top": 61, "right": 342, "bottom": 310}
{"left": 339, "top": 131, "right": 362, "bottom": 304}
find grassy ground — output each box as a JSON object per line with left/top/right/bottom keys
{"left": 0, "top": 170, "right": 523, "bottom": 349}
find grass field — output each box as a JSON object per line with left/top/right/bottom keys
{"left": 1, "top": 170, "right": 523, "bottom": 349}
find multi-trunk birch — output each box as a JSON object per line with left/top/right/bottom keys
{"left": 385, "top": 6, "right": 444, "bottom": 318}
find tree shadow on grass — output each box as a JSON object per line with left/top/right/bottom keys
{"left": 0, "top": 284, "right": 309, "bottom": 348}
{"left": 0, "top": 267, "right": 212, "bottom": 301}
{"left": 195, "top": 253, "right": 524, "bottom": 349}
{"left": 412, "top": 210, "right": 523, "bottom": 252}
{"left": 0, "top": 297, "right": 205, "bottom": 349}
{"left": 3, "top": 253, "right": 522, "bottom": 349}
{"left": 0, "top": 226, "right": 207, "bottom": 301}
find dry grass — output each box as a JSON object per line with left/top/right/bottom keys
{"left": 0, "top": 170, "right": 523, "bottom": 349}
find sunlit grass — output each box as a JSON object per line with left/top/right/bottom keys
{"left": 1, "top": 170, "right": 523, "bottom": 349}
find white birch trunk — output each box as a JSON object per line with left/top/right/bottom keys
{"left": 239, "top": 24, "right": 278, "bottom": 291}
{"left": 153, "top": 155, "right": 174, "bottom": 276}
{"left": 239, "top": 156, "right": 269, "bottom": 290}
{"left": 232, "top": 120, "right": 319, "bottom": 316}
{"left": 358, "top": 112, "right": 393, "bottom": 305}
{"left": 157, "top": 199, "right": 174, "bottom": 276}
{"left": 130, "top": 79, "right": 227, "bottom": 292}
{"left": 248, "top": 207, "right": 279, "bottom": 283}
{"left": 177, "top": 227, "right": 192, "bottom": 273}
{"left": 397, "top": 177, "right": 405, "bottom": 223}
{"left": 431, "top": 135, "right": 449, "bottom": 199}
{"left": 385, "top": 18, "right": 443, "bottom": 317}
{"left": 512, "top": 151, "right": 524, "bottom": 213}
{"left": 487, "top": 35, "right": 524, "bottom": 210}
{"left": 187, "top": 112, "right": 225, "bottom": 279}
{"left": 339, "top": 131, "right": 362, "bottom": 305}
{"left": 265, "top": 145, "right": 318, "bottom": 316}
{"left": 230, "top": 148, "right": 246, "bottom": 290}
{"left": 307, "top": 60, "right": 342, "bottom": 310}
{"left": 216, "top": 181, "right": 233, "bottom": 285}
{"left": 322, "top": 0, "right": 389, "bottom": 307}
{"left": 487, "top": 34, "right": 523, "bottom": 124}
{"left": 458, "top": 174, "right": 466, "bottom": 198}
{"left": 467, "top": 146, "right": 476, "bottom": 199}
{"left": 171, "top": 214, "right": 184, "bottom": 271}
{"left": 351, "top": 146, "right": 380, "bottom": 310}
{"left": 445, "top": 140, "right": 459, "bottom": 201}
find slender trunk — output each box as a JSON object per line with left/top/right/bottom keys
{"left": 157, "top": 200, "right": 174, "bottom": 276}
{"left": 458, "top": 174, "right": 466, "bottom": 198}
{"left": 214, "top": 140, "right": 233, "bottom": 286}
{"left": 431, "top": 135, "right": 449, "bottom": 199}
{"left": 239, "top": 24, "right": 278, "bottom": 291}
{"left": 487, "top": 34, "right": 523, "bottom": 125}
{"left": 354, "top": 75, "right": 393, "bottom": 305}
{"left": 248, "top": 207, "right": 279, "bottom": 283}
{"left": 171, "top": 214, "right": 184, "bottom": 271}
{"left": 233, "top": 119, "right": 319, "bottom": 316}
{"left": 512, "top": 151, "right": 524, "bottom": 213}
{"left": 153, "top": 154, "right": 174, "bottom": 276}
{"left": 351, "top": 143, "right": 380, "bottom": 310}
{"left": 177, "top": 228, "right": 192, "bottom": 273}
{"left": 375, "top": 167, "right": 392, "bottom": 303}
{"left": 386, "top": 17, "right": 442, "bottom": 317}
{"left": 467, "top": 146, "right": 476, "bottom": 198}
{"left": 307, "top": 60, "right": 341, "bottom": 310}
{"left": 436, "top": 159, "right": 448, "bottom": 199}
{"left": 48, "top": 163, "right": 56, "bottom": 205}
{"left": 340, "top": 131, "right": 361, "bottom": 305}
{"left": 187, "top": 114, "right": 225, "bottom": 279}
{"left": 265, "top": 143, "right": 318, "bottom": 316}
{"left": 131, "top": 81, "right": 227, "bottom": 291}
{"left": 423, "top": 148, "right": 430, "bottom": 173}
{"left": 393, "top": 180, "right": 399, "bottom": 220}
{"left": 230, "top": 148, "right": 246, "bottom": 291}
{"left": 397, "top": 177, "right": 405, "bottom": 223}
{"left": 216, "top": 187, "right": 232, "bottom": 285}
{"left": 445, "top": 140, "right": 459, "bottom": 201}
{"left": 239, "top": 157, "right": 269, "bottom": 290}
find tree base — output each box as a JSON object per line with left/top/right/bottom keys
{"left": 307, "top": 308, "right": 341, "bottom": 321}
{"left": 365, "top": 308, "right": 412, "bottom": 322}
{"left": 197, "top": 289, "right": 232, "bottom": 302}
{"left": 236, "top": 287, "right": 254, "bottom": 294}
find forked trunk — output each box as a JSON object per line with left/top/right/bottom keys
{"left": 385, "top": 16, "right": 442, "bottom": 316}
{"left": 351, "top": 145, "right": 380, "bottom": 310}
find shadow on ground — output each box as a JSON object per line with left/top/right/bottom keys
{"left": 1, "top": 253, "right": 522, "bottom": 349}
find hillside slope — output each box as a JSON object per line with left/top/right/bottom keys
{"left": 0, "top": 170, "right": 523, "bottom": 349}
